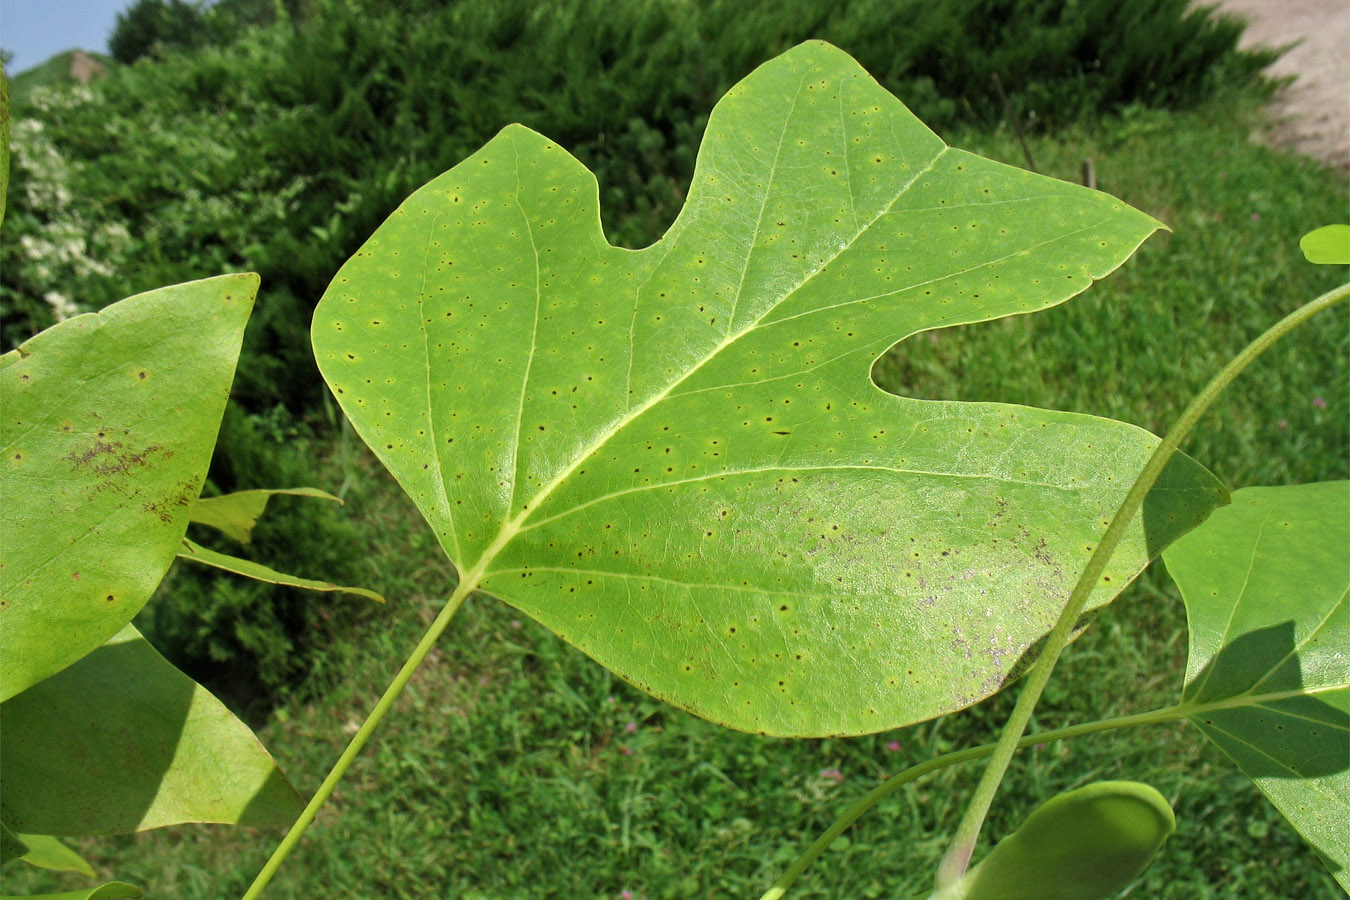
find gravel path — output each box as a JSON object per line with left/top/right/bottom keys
{"left": 1215, "top": 0, "right": 1350, "bottom": 172}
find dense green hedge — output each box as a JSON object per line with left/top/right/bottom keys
{"left": 0, "top": 0, "right": 1279, "bottom": 703}
{"left": 4, "top": 0, "right": 1274, "bottom": 388}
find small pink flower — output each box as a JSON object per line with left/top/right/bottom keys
{"left": 621, "top": 891, "right": 634, "bottom": 900}
{"left": 510, "top": 619, "right": 522, "bottom": 629}
{"left": 624, "top": 721, "right": 638, "bottom": 734}
{"left": 620, "top": 745, "right": 634, "bottom": 756}
{"left": 1313, "top": 397, "right": 1327, "bottom": 409}
{"left": 820, "top": 767, "right": 844, "bottom": 783}
{"left": 885, "top": 740, "right": 902, "bottom": 752}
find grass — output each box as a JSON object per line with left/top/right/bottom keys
{"left": 3, "top": 91, "right": 1346, "bottom": 899}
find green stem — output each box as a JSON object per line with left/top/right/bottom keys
{"left": 757, "top": 703, "right": 1190, "bottom": 900}
{"left": 240, "top": 577, "right": 477, "bottom": 899}
{"left": 931, "top": 280, "right": 1350, "bottom": 893}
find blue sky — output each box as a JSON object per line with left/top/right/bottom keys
{"left": 2, "top": 0, "right": 131, "bottom": 74}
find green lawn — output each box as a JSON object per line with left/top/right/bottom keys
{"left": 4, "top": 93, "right": 1346, "bottom": 900}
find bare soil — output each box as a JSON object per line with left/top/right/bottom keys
{"left": 1215, "top": 0, "right": 1350, "bottom": 172}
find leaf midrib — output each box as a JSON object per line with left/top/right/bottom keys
{"left": 455, "top": 92, "right": 952, "bottom": 579}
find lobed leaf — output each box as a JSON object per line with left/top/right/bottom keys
{"left": 0, "top": 624, "right": 302, "bottom": 835}
{"left": 0, "top": 276, "right": 256, "bottom": 701}
{"left": 1163, "top": 481, "right": 1350, "bottom": 891}
{"left": 314, "top": 41, "right": 1225, "bottom": 736}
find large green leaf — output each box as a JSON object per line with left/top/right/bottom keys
{"left": 0, "top": 275, "right": 255, "bottom": 701}
{"left": 314, "top": 40, "right": 1224, "bottom": 736}
{"left": 952, "top": 781, "right": 1175, "bottom": 900}
{"left": 1163, "top": 482, "right": 1349, "bottom": 891}
{"left": 0, "top": 623, "right": 302, "bottom": 835}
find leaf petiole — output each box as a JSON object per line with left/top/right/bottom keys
{"left": 757, "top": 703, "right": 1190, "bottom": 900}
{"left": 240, "top": 576, "right": 478, "bottom": 899}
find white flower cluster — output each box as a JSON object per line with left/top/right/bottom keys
{"left": 8, "top": 112, "right": 137, "bottom": 322}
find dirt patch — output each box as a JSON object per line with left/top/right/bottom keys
{"left": 67, "top": 50, "right": 106, "bottom": 85}
{"left": 1216, "top": 0, "right": 1350, "bottom": 171}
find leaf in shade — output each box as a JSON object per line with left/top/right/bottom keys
{"left": 313, "top": 40, "right": 1225, "bottom": 736}
{"left": 176, "top": 538, "right": 385, "bottom": 602}
{"left": 1163, "top": 481, "right": 1349, "bottom": 891}
{"left": 0, "top": 624, "right": 302, "bottom": 835}
{"left": 188, "top": 487, "right": 343, "bottom": 544}
{"left": 952, "top": 781, "right": 1175, "bottom": 900}
{"left": 0, "top": 276, "right": 256, "bottom": 701}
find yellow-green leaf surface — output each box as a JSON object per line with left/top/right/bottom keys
{"left": 177, "top": 538, "right": 385, "bottom": 602}
{"left": 0, "top": 275, "right": 255, "bottom": 701}
{"left": 952, "top": 781, "right": 1175, "bottom": 900}
{"left": 0, "top": 624, "right": 301, "bottom": 835}
{"left": 0, "top": 884, "right": 142, "bottom": 900}
{"left": 13, "top": 835, "right": 95, "bottom": 876}
{"left": 1163, "top": 482, "right": 1350, "bottom": 890}
{"left": 1299, "top": 225, "right": 1350, "bottom": 265}
{"left": 189, "top": 487, "right": 342, "bottom": 543}
{"left": 314, "top": 41, "right": 1224, "bottom": 736}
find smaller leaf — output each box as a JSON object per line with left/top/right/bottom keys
{"left": 953, "top": 781, "right": 1175, "bottom": 900}
{"left": 14, "top": 835, "right": 95, "bottom": 876}
{"left": 0, "top": 624, "right": 302, "bottom": 835}
{"left": 0, "top": 275, "right": 256, "bottom": 701}
{"left": 177, "top": 538, "right": 384, "bottom": 602}
{"left": 1163, "top": 482, "right": 1350, "bottom": 891}
{"left": 0, "top": 883, "right": 143, "bottom": 900}
{"left": 189, "top": 487, "right": 342, "bottom": 543}
{"left": 1299, "top": 225, "right": 1350, "bottom": 265}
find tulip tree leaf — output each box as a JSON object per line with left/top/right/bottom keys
{"left": 0, "top": 623, "right": 302, "bottom": 835}
{"left": 13, "top": 834, "right": 95, "bottom": 876}
{"left": 177, "top": 537, "right": 385, "bottom": 602}
{"left": 189, "top": 487, "right": 343, "bottom": 544}
{"left": 1299, "top": 225, "right": 1350, "bottom": 265}
{"left": 953, "top": 781, "right": 1175, "bottom": 900}
{"left": 0, "top": 275, "right": 256, "bottom": 701}
{"left": 314, "top": 40, "right": 1225, "bottom": 736}
{"left": 1163, "top": 481, "right": 1350, "bottom": 891}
